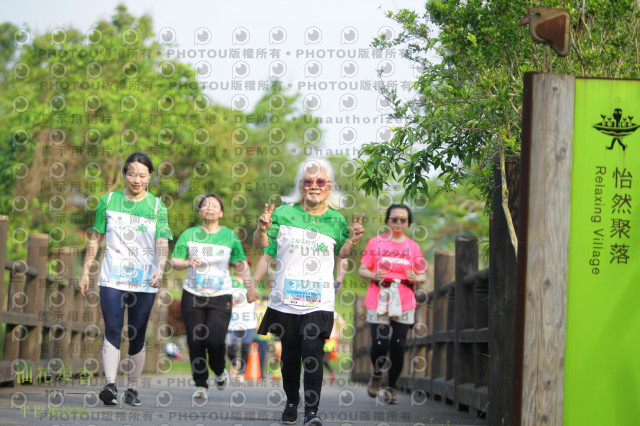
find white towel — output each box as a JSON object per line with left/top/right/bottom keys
{"left": 376, "top": 279, "right": 403, "bottom": 317}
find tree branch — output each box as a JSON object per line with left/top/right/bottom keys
{"left": 500, "top": 144, "right": 517, "bottom": 256}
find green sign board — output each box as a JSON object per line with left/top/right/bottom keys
{"left": 565, "top": 79, "right": 640, "bottom": 424}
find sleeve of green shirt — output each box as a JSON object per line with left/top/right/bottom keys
{"left": 264, "top": 206, "right": 283, "bottom": 257}
{"left": 229, "top": 230, "right": 247, "bottom": 264}
{"left": 171, "top": 228, "right": 189, "bottom": 259}
{"left": 155, "top": 199, "right": 173, "bottom": 240}
{"left": 92, "top": 193, "right": 109, "bottom": 234}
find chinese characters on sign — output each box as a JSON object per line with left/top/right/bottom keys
{"left": 15, "top": 362, "right": 93, "bottom": 385}
{"left": 590, "top": 166, "right": 633, "bottom": 274}
{"left": 610, "top": 167, "right": 632, "bottom": 264}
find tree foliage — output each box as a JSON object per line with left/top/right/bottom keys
{"left": 357, "top": 0, "right": 640, "bottom": 202}
{"left": 0, "top": 6, "right": 322, "bottom": 261}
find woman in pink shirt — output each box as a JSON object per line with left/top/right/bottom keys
{"left": 358, "top": 204, "right": 427, "bottom": 404}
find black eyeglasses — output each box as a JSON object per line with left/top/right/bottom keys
{"left": 302, "top": 178, "right": 330, "bottom": 188}
{"left": 389, "top": 217, "right": 408, "bottom": 224}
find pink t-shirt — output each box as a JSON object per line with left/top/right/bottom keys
{"left": 361, "top": 234, "right": 427, "bottom": 312}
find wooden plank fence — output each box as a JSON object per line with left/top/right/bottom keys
{"left": 0, "top": 215, "right": 170, "bottom": 386}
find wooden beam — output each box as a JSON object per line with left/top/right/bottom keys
{"left": 0, "top": 216, "right": 7, "bottom": 331}
{"left": 488, "top": 156, "right": 520, "bottom": 426}
{"left": 21, "top": 233, "right": 49, "bottom": 366}
{"left": 517, "top": 72, "right": 574, "bottom": 425}
{"left": 454, "top": 236, "right": 478, "bottom": 410}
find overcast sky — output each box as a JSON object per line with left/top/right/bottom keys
{"left": 5, "top": 0, "right": 428, "bottom": 155}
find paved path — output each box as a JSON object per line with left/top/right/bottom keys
{"left": 0, "top": 374, "right": 484, "bottom": 426}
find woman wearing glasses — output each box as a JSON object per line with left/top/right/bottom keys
{"left": 79, "top": 152, "right": 172, "bottom": 407}
{"left": 170, "top": 194, "right": 258, "bottom": 399}
{"left": 253, "top": 158, "right": 364, "bottom": 426}
{"left": 358, "top": 204, "right": 427, "bottom": 404}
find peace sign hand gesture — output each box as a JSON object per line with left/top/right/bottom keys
{"left": 258, "top": 204, "right": 276, "bottom": 231}
{"left": 254, "top": 204, "right": 276, "bottom": 249}
{"left": 349, "top": 213, "right": 365, "bottom": 243}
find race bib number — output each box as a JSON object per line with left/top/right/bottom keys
{"left": 194, "top": 273, "right": 223, "bottom": 291}
{"left": 109, "top": 264, "right": 153, "bottom": 289}
{"left": 283, "top": 275, "right": 322, "bottom": 307}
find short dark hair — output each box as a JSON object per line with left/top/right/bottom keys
{"left": 385, "top": 203, "right": 412, "bottom": 225}
{"left": 122, "top": 152, "right": 154, "bottom": 175}
{"left": 198, "top": 193, "right": 225, "bottom": 212}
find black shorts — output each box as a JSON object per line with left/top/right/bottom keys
{"left": 257, "top": 307, "right": 334, "bottom": 341}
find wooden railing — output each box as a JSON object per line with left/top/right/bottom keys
{"left": 0, "top": 215, "right": 171, "bottom": 385}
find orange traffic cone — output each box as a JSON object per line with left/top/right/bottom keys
{"left": 245, "top": 342, "right": 262, "bottom": 381}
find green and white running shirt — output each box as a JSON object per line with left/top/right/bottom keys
{"left": 93, "top": 190, "right": 172, "bottom": 293}
{"left": 172, "top": 226, "right": 246, "bottom": 297}
{"left": 265, "top": 204, "right": 349, "bottom": 314}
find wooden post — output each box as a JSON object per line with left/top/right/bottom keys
{"left": 489, "top": 155, "right": 520, "bottom": 426}
{"left": 73, "top": 267, "right": 85, "bottom": 363}
{"left": 73, "top": 249, "right": 86, "bottom": 361}
{"left": 513, "top": 72, "right": 574, "bottom": 425}
{"left": 473, "top": 273, "right": 489, "bottom": 388}
{"left": 0, "top": 216, "right": 10, "bottom": 384}
{"left": 81, "top": 247, "right": 103, "bottom": 373}
{"left": 42, "top": 248, "right": 68, "bottom": 363}
{"left": 422, "top": 279, "right": 434, "bottom": 386}
{"left": 20, "top": 233, "right": 49, "bottom": 368}
{"left": 4, "top": 259, "right": 26, "bottom": 366}
{"left": 0, "top": 216, "right": 7, "bottom": 330}
{"left": 58, "top": 248, "right": 76, "bottom": 365}
{"left": 407, "top": 292, "right": 428, "bottom": 390}
{"left": 426, "top": 288, "right": 434, "bottom": 380}
{"left": 454, "top": 236, "right": 478, "bottom": 410}
{"left": 445, "top": 284, "right": 455, "bottom": 400}
{"left": 352, "top": 293, "right": 368, "bottom": 381}
{"left": 358, "top": 294, "right": 371, "bottom": 378}
{"left": 431, "top": 251, "right": 454, "bottom": 401}
{"left": 473, "top": 276, "right": 489, "bottom": 330}
{"left": 62, "top": 247, "right": 83, "bottom": 368}
{"left": 424, "top": 289, "right": 434, "bottom": 380}
{"left": 41, "top": 270, "right": 55, "bottom": 361}
{"left": 473, "top": 268, "right": 490, "bottom": 412}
